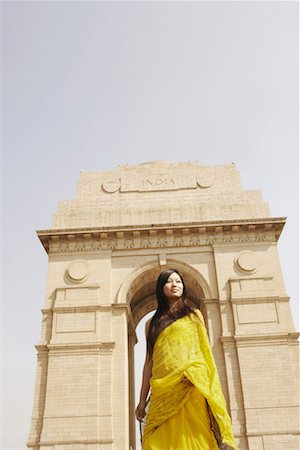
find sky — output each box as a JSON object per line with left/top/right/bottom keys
{"left": 1, "top": 1, "right": 299, "bottom": 449}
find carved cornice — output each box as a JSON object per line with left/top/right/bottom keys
{"left": 37, "top": 218, "right": 286, "bottom": 254}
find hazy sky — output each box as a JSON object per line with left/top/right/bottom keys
{"left": 2, "top": 1, "right": 299, "bottom": 449}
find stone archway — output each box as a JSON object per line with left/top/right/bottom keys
{"left": 28, "top": 162, "right": 299, "bottom": 450}
{"left": 117, "top": 259, "right": 211, "bottom": 325}
{"left": 117, "top": 260, "right": 210, "bottom": 449}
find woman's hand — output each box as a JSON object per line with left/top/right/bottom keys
{"left": 135, "top": 402, "right": 146, "bottom": 422}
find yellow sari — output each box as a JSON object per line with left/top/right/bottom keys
{"left": 142, "top": 311, "right": 237, "bottom": 450}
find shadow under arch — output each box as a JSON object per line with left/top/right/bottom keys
{"left": 118, "top": 259, "right": 213, "bottom": 450}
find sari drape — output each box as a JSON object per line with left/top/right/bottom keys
{"left": 142, "top": 311, "right": 237, "bottom": 450}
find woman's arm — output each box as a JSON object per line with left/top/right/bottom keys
{"left": 135, "top": 319, "right": 153, "bottom": 421}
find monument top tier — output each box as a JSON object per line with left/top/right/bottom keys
{"left": 52, "top": 161, "right": 270, "bottom": 229}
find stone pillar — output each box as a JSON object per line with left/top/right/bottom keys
{"left": 27, "top": 252, "right": 115, "bottom": 450}
{"left": 128, "top": 325, "right": 138, "bottom": 449}
{"left": 214, "top": 238, "right": 299, "bottom": 450}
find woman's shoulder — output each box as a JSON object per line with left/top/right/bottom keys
{"left": 191, "top": 308, "right": 205, "bottom": 324}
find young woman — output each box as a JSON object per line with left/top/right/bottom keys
{"left": 135, "top": 269, "right": 237, "bottom": 450}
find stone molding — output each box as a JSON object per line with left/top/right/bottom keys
{"left": 221, "top": 332, "right": 299, "bottom": 346}
{"left": 40, "top": 302, "right": 138, "bottom": 344}
{"left": 246, "top": 430, "right": 300, "bottom": 437}
{"left": 37, "top": 217, "right": 285, "bottom": 254}
{"left": 27, "top": 438, "right": 114, "bottom": 447}
{"left": 42, "top": 306, "right": 100, "bottom": 313}
{"left": 35, "top": 342, "right": 115, "bottom": 354}
{"left": 220, "top": 295, "right": 290, "bottom": 305}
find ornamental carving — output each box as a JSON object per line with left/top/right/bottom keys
{"left": 235, "top": 251, "right": 258, "bottom": 273}
{"left": 101, "top": 172, "right": 215, "bottom": 194}
{"left": 39, "top": 221, "right": 282, "bottom": 254}
{"left": 66, "top": 260, "right": 90, "bottom": 282}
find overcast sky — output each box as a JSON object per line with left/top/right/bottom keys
{"left": 2, "top": 2, "right": 299, "bottom": 449}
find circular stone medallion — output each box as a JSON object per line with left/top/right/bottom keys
{"left": 196, "top": 173, "right": 214, "bottom": 188}
{"left": 66, "top": 260, "right": 89, "bottom": 282}
{"left": 102, "top": 179, "right": 120, "bottom": 193}
{"left": 235, "top": 251, "right": 257, "bottom": 273}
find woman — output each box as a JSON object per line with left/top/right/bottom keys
{"left": 135, "top": 269, "right": 237, "bottom": 450}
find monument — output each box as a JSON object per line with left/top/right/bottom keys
{"left": 27, "top": 161, "right": 299, "bottom": 450}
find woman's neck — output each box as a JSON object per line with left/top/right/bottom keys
{"left": 169, "top": 297, "right": 182, "bottom": 308}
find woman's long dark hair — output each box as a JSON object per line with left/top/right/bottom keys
{"left": 147, "top": 269, "right": 196, "bottom": 353}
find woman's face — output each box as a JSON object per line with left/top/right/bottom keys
{"left": 163, "top": 272, "right": 184, "bottom": 303}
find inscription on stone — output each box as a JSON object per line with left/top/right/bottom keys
{"left": 101, "top": 172, "right": 214, "bottom": 193}
{"left": 120, "top": 174, "right": 197, "bottom": 192}
{"left": 141, "top": 176, "right": 176, "bottom": 190}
